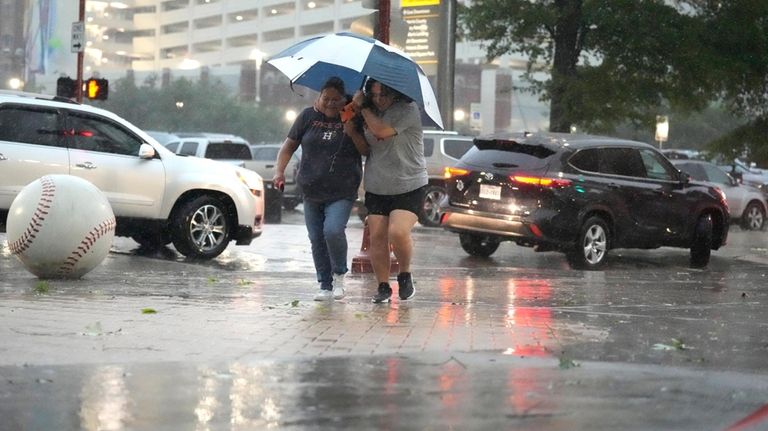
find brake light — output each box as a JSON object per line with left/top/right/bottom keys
{"left": 444, "top": 167, "right": 469, "bottom": 179}
{"left": 510, "top": 175, "right": 572, "bottom": 188}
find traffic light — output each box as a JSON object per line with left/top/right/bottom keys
{"left": 56, "top": 77, "right": 76, "bottom": 98}
{"left": 86, "top": 78, "right": 109, "bottom": 100}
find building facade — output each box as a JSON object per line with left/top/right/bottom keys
{"left": 11, "top": 0, "right": 549, "bottom": 133}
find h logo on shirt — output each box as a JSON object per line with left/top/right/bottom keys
{"left": 322, "top": 131, "right": 334, "bottom": 141}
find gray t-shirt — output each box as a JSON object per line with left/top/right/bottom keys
{"left": 363, "top": 101, "right": 427, "bottom": 195}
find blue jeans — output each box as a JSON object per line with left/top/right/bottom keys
{"left": 303, "top": 198, "right": 355, "bottom": 289}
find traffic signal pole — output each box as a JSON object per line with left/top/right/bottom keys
{"left": 76, "top": 0, "right": 85, "bottom": 103}
{"left": 377, "top": 0, "right": 390, "bottom": 44}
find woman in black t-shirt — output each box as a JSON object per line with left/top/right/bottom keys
{"left": 273, "top": 77, "right": 367, "bottom": 301}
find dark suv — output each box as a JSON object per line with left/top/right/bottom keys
{"left": 440, "top": 132, "right": 729, "bottom": 269}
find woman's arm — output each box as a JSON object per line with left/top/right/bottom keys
{"left": 273, "top": 137, "right": 300, "bottom": 189}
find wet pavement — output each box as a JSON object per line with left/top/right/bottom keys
{"left": 2, "top": 209, "right": 768, "bottom": 430}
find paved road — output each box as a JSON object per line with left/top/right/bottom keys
{"left": 2, "top": 211, "right": 768, "bottom": 430}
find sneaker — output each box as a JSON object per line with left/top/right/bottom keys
{"left": 371, "top": 282, "right": 392, "bottom": 303}
{"left": 332, "top": 273, "right": 346, "bottom": 299}
{"left": 314, "top": 288, "right": 332, "bottom": 301}
{"left": 397, "top": 272, "right": 415, "bottom": 300}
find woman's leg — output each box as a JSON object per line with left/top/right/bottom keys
{"left": 387, "top": 209, "right": 418, "bottom": 273}
{"left": 366, "top": 214, "right": 391, "bottom": 284}
{"left": 322, "top": 198, "right": 355, "bottom": 276}
{"left": 303, "top": 200, "right": 332, "bottom": 289}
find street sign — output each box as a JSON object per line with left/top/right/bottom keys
{"left": 71, "top": 21, "right": 84, "bottom": 53}
{"left": 470, "top": 102, "right": 482, "bottom": 130}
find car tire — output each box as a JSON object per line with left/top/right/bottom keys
{"left": 418, "top": 185, "right": 447, "bottom": 227}
{"left": 567, "top": 216, "right": 609, "bottom": 270}
{"left": 283, "top": 198, "right": 300, "bottom": 211}
{"left": 264, "top": 187, "right": 283, "bottom": 224}
{"left": 459, "top": 233, "right": 500, "bottom": 257}
{"left": 170, "top": 195, "right": 231, "bottom": 259}
{"left": 740, "top": 201, "right": 765, "bottom": 231}
{"left": 131, "top": 230, "right": 171, "bottom": 250}
{"left": 690, "top": 214, "right": 713, "bottom": 268}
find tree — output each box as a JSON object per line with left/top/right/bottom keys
{"left": 96, "top": 75, "right": 286, "bottom": 144}
{"left": 459, "top": 1, "right": 726, "bottom": 133}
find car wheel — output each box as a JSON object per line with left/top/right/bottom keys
{"left": 567, "top": 216, "right": 609, "bottom": 270}
{"left": 459, "top": 233, "right": 500, "bottom": 257}
{"left": 283, "top": 198, "right": 300, "bottom": 211}
{"left": 264, "top": 187, "right": 283, "bottom": 224}
{"left": 131, "top": 230, "right": 171, "bottom": 249}
{"left": 171, "top": 195, "right": 231, "bottom": 259}
{"left": 690, "top": 214, "right": 713, "bottom": 268}
{"left": 418, "top": 185, "right": 447, "bottom": 227}
{"left": 740, "top": 201, "right": 765, "bottom": 231}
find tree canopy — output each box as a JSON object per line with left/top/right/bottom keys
{"left": 94, "top": 74, "right": 286, "bottom": 144}
{"left": 459, "top": 0, "right": 768, "bottom": 162}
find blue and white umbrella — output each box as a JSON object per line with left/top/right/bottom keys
{"left": 267, "top": 32, "right": 444, "bottom": 130}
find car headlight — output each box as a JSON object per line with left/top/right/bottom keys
{"left": 236, "top": 168, "right": 264, "bottom": 197}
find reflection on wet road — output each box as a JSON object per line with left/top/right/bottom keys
{"left": 2, "top": 223, "right": 768, "bottom": 430}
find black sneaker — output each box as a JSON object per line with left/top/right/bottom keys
{"left": 397, "top": 272, "right": 415, "bottom": 300}
{"left": 371, "top": 282, "right": 392, "bottom": 303}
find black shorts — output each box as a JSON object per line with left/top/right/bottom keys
{"left": 365, "top": 185, "right": 426, "bottom": 217}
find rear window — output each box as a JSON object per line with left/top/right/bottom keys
{"left": 251, "top": 146, "right": 280, "bottom": 161}
{"left": 205, "top": 142, "right": 252, "bottom": 160}
{"left": 462, "top": 138, "right": 557, "bottom": 169}
{"left": 443, "top": 139, "right": 474, "bottom": 159}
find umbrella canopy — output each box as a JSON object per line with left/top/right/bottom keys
{"left": 267, "top": 32, "right": 444, "bottom": 130}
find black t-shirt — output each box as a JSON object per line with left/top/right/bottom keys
{"left": 288, "top": 107, "right": 362, "bottom": 203}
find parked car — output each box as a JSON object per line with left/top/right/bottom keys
{"left": 250, "top": 143, "right": 303, "bottom": 211}
{"left": 144, "top": 130, "right": 179, "bottom": 145}
{"left": 355, "top": 130, "right": 475, "bottom": 225}
{"left": 716, "top": 158, "right": 768, "bottom": 197}
{"left": 164, "top": 134, "right": 283, "bottom": 223}
{"left": 440, "top": 132, "right": 729, "bottom": 269}
{"left": 0, "top": 91, "right": 265, "bottom": 259}
{"left": 671, "top": 159, "right": 766, "bottom": 230}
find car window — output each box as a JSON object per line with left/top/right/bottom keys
{"left": 0, "top": 106, "right": 61, "bottom": 147}
{"left": 66, "top": 112, "right": 143, "bottom": 155}
{"left": 205, "top": 143, "right": 252, "bottom": 159}
{"left": 166, "top": 141, "right": 179, "bottom": 152}
{"left": 569, "top": 148, "right": 599, "bottom": 172}
{"left": 423, "top": 138, "right": 434, "bottom": 157}
{"left": 251, "top": 147, "right": 280, "bottom": 160}
{"left": 639, "top": 148, "right": 675, "bottom": 180}
{"left": 443, "top": 139, "right": 474, "bottom": 159}
{"left": 179, "top": 141, "right": 198, "bottom": 156}
{"left": 462, "top": 140, "right": 555, "bottom": 170}
{"left": 676, "top": 162, "right": 707, "bottom": 181}
{"left": 599, "top": 147, "right": 646, "bottom": 178}
{"left": 701, "top": 163, "right": 732, "bottom": 185}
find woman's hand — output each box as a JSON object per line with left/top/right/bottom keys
{"left": 272, "top": 173, "right": 286, "bottom": 191}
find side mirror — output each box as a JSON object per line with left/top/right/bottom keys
{"left": 679, "top": 170, "right": 691, "bottom": 184}
{"left": 139, "top": 143, "right": 156, "bottom": 159}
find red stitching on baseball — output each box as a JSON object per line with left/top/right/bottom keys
{"left": 9, "top": 176, "right": 56, "bottom": 255}
{"left": 57, "top": 217, "right": 116, "bottom": 275}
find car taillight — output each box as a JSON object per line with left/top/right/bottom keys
{"left": 510, "top": 175, "right": 572, "bottom": 188}
{"left": 444, "top": 167, "right": 469, "bottom": 179}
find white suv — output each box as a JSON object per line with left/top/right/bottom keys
{"left": 0, "top": 91, "right": 265, "bottom": 259}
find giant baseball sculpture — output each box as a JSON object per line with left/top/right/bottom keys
{"left": 6, "top": 175, "right": 116, "bottom": 279}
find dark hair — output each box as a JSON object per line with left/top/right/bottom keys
{"left": 321, "top": 76, "right": 346, "bottom": 96}
{"left": 364, "top": 78, "right": 412, "bottom": 103}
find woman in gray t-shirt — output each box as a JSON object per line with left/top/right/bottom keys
{"left": 344, "top": 79, "right": 425, "bottom": 304}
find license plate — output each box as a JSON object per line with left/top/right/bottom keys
{"left": 479, "top": 184, "right": 501, "bottom": 200}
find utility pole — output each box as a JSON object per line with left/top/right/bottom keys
{"left": 75, "top": 0, "right": 85, "bottom": 102}
{"left": 377, "top": 0, "right": 391, "bottom": 43}
{"left": 437, "top": 0, "right": 456, "bottom": 131}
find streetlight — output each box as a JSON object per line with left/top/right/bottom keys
{"left": 250, "top": 49, "right": 266, "bottom": 105}
{"left": 8, "top": 77, "right": 23, "bottom": 90}
{"left": 655, "top": 115, "right": 669, "bottom": 149}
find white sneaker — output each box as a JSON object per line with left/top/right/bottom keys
{"left": 314, "top": 289, "right": 332, "bottom": 301}
{"left": 332, "top": 273, "right": 346, "bottom": 300}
